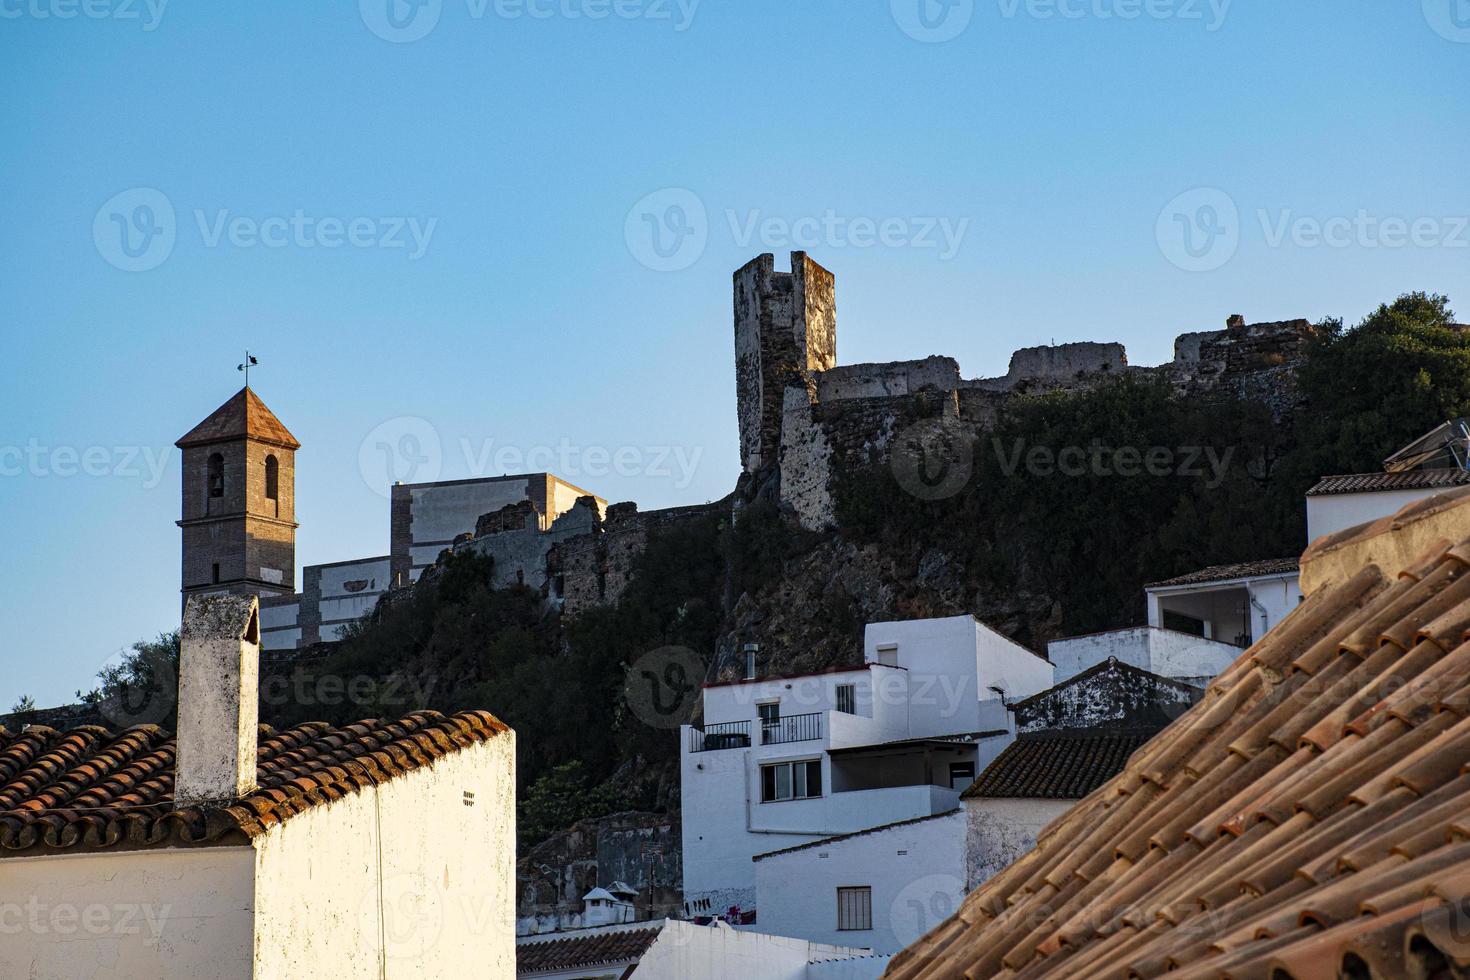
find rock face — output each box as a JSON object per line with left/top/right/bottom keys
{"left": 517, "top": 811, "right": 681, "bottom": 934}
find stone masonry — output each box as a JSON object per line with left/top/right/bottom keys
{"left": 732, "top": 253, "right": 1319, "bottom": 531}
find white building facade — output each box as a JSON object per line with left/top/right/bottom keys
{"left": 752, "top": 810, "right": 966, "bottom": 955}
{"left": 680, "top": 615, "right": 1054, "bottom": 914}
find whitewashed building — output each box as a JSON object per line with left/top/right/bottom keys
{"left": 516, "top": 917, "right": 889, "bottom": 979}
{"left": 753, "top": 810, "right": 966, "bottom": 955}
{"left": 680, "top": 614, "right": 1054, "bottom": 915}
{"left": 0, "top": 594, "right": 517, "bottom": 979}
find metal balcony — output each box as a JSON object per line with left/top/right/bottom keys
{"left": 761, "top": 712, "right": 823, "bottom": 746}
{"left": 688, "top": 721, "right": 751, "bottom": 753}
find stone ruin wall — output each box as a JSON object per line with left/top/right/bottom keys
{"left": 775, "top": 316, "right": 1319, "bottom": 530}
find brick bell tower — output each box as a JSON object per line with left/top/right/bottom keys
{"left": 176, "top": 387, "right": 299, "bottom": 605}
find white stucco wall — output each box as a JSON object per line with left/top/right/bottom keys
{"left": 753, "top": 811, "right": 965, "bottom": 955}
{"left": 1047, "top": 627, "right": 1241, "bottom": 684}
{"left": 805, "top": 955, "right": 893, "bottom": 980}
{"left": 253, "top": 732, "right": 516, "bottom": 979}
{"left": 965, "top": 797, "right": 1073, "bottom": 890}
{"left": 1306, "top": 487, "right": 1446, "bottom": 542}
{"left": 633, "top": 921, "right": 875, "bottom": 979}
{"left": 864, "top": 616, "right": 1053, "bottom": 736}
{"left": 0, "top": 846, "right": 257, "bottom": 980}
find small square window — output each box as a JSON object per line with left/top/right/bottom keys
{"left": 837, "top": 887, "right": 872, "bottom": 931}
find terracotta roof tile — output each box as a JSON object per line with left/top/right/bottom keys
{"left": 0, "top": 710, "right": 507, "bottom": 857}
{"left": 882, "top": 509, "right": 1470, "bottom": 980}
{"left": 176, "top": 387, "right": 300, "bottom": 450}
{"left": 965, "top": 732, "right": 1155, "bottom": 800}
{"left": 1307, "top": 467, "right": 1470, "bottom": 497}
{"left": 516, "top": 925, "right": 661, "bottom": 974}
{"left": 1146, "top": 557, "right": 1301, "bottom": 589}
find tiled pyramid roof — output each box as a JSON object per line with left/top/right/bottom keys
{"left": 885, "top": 497, "right": 1470, "bottom": 979}
{"left": 176, "top": 387, "right": 300, "bottom": 449}
{"left": 0, "top": 710, "right": 506, "bottom": 857}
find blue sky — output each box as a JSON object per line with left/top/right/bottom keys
{"left": 1, "top": 0, "right": 1467, "bottom": 708}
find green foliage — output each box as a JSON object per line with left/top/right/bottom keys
{"left": 79, "top": 632, "right": 181, "bottom": 730}
{"left": 834, "top": 292, "right": 1461, "bottom": 642}
{"left": 10, "top": 695, "right": 36, "bottom": 719}
{"left": 518, "top": 760, "right": 623, "bottom": 849}
{"left": 1283, "top": 293, "right": 1466, "bottom": 485}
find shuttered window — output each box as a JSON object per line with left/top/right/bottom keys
{"left": 837, "top": 887, "right": 872, "bottom": 931}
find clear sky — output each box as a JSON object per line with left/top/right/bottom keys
{"left": 2, "top": 0, "right": 1467, "bottom": 709}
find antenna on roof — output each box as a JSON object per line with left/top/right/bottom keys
{"left": 237, "top": 350, "right": 259, "bottom": 388}
{"left": 1383, "top": 419, "right": 1470, "bottom": 474}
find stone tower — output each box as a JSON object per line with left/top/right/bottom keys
{"left": 733, "top": 251, "right": 836, "bottom": 474}
{"left": 176, "top": 387, "right": 299, "bottom": 605}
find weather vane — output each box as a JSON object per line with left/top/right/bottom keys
{"left": 237, "top": 350, "right": 259, "bottom": 387}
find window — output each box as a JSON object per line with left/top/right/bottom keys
{"left": 761, "top": 760, "right": 821, "bottom": 802}
{"left": 949, "top": 762, "right": 976, "bottom": 791}
{"left": 264, "top": 454, "right": 279, "bottom": 502}
{"left": 876, "top": 644, "right": 898, "bottom": 667}
{"left": 837, "top": 887, "right": 872, "bottom": 931}
{"left": 836, "top": 684, "right": 856, "bottom": 715}
{"left": 212, "top": 562, "right": 221, "bottom": 584}
{"left": 207, "top": 453, "right": 225, "bottom": 499}
{"left": 758, "top": 702, "right": 781, "bottom": 725}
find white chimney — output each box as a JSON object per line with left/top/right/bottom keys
{"left": 175, "top": 594, "right": 260, "bottom": 807}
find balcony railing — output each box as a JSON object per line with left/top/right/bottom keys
{"left": 761, "top": 712, "right": 823, "bottom": 746}
{"left": 688, "top": 721, "right": 751, "bottom": 753}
